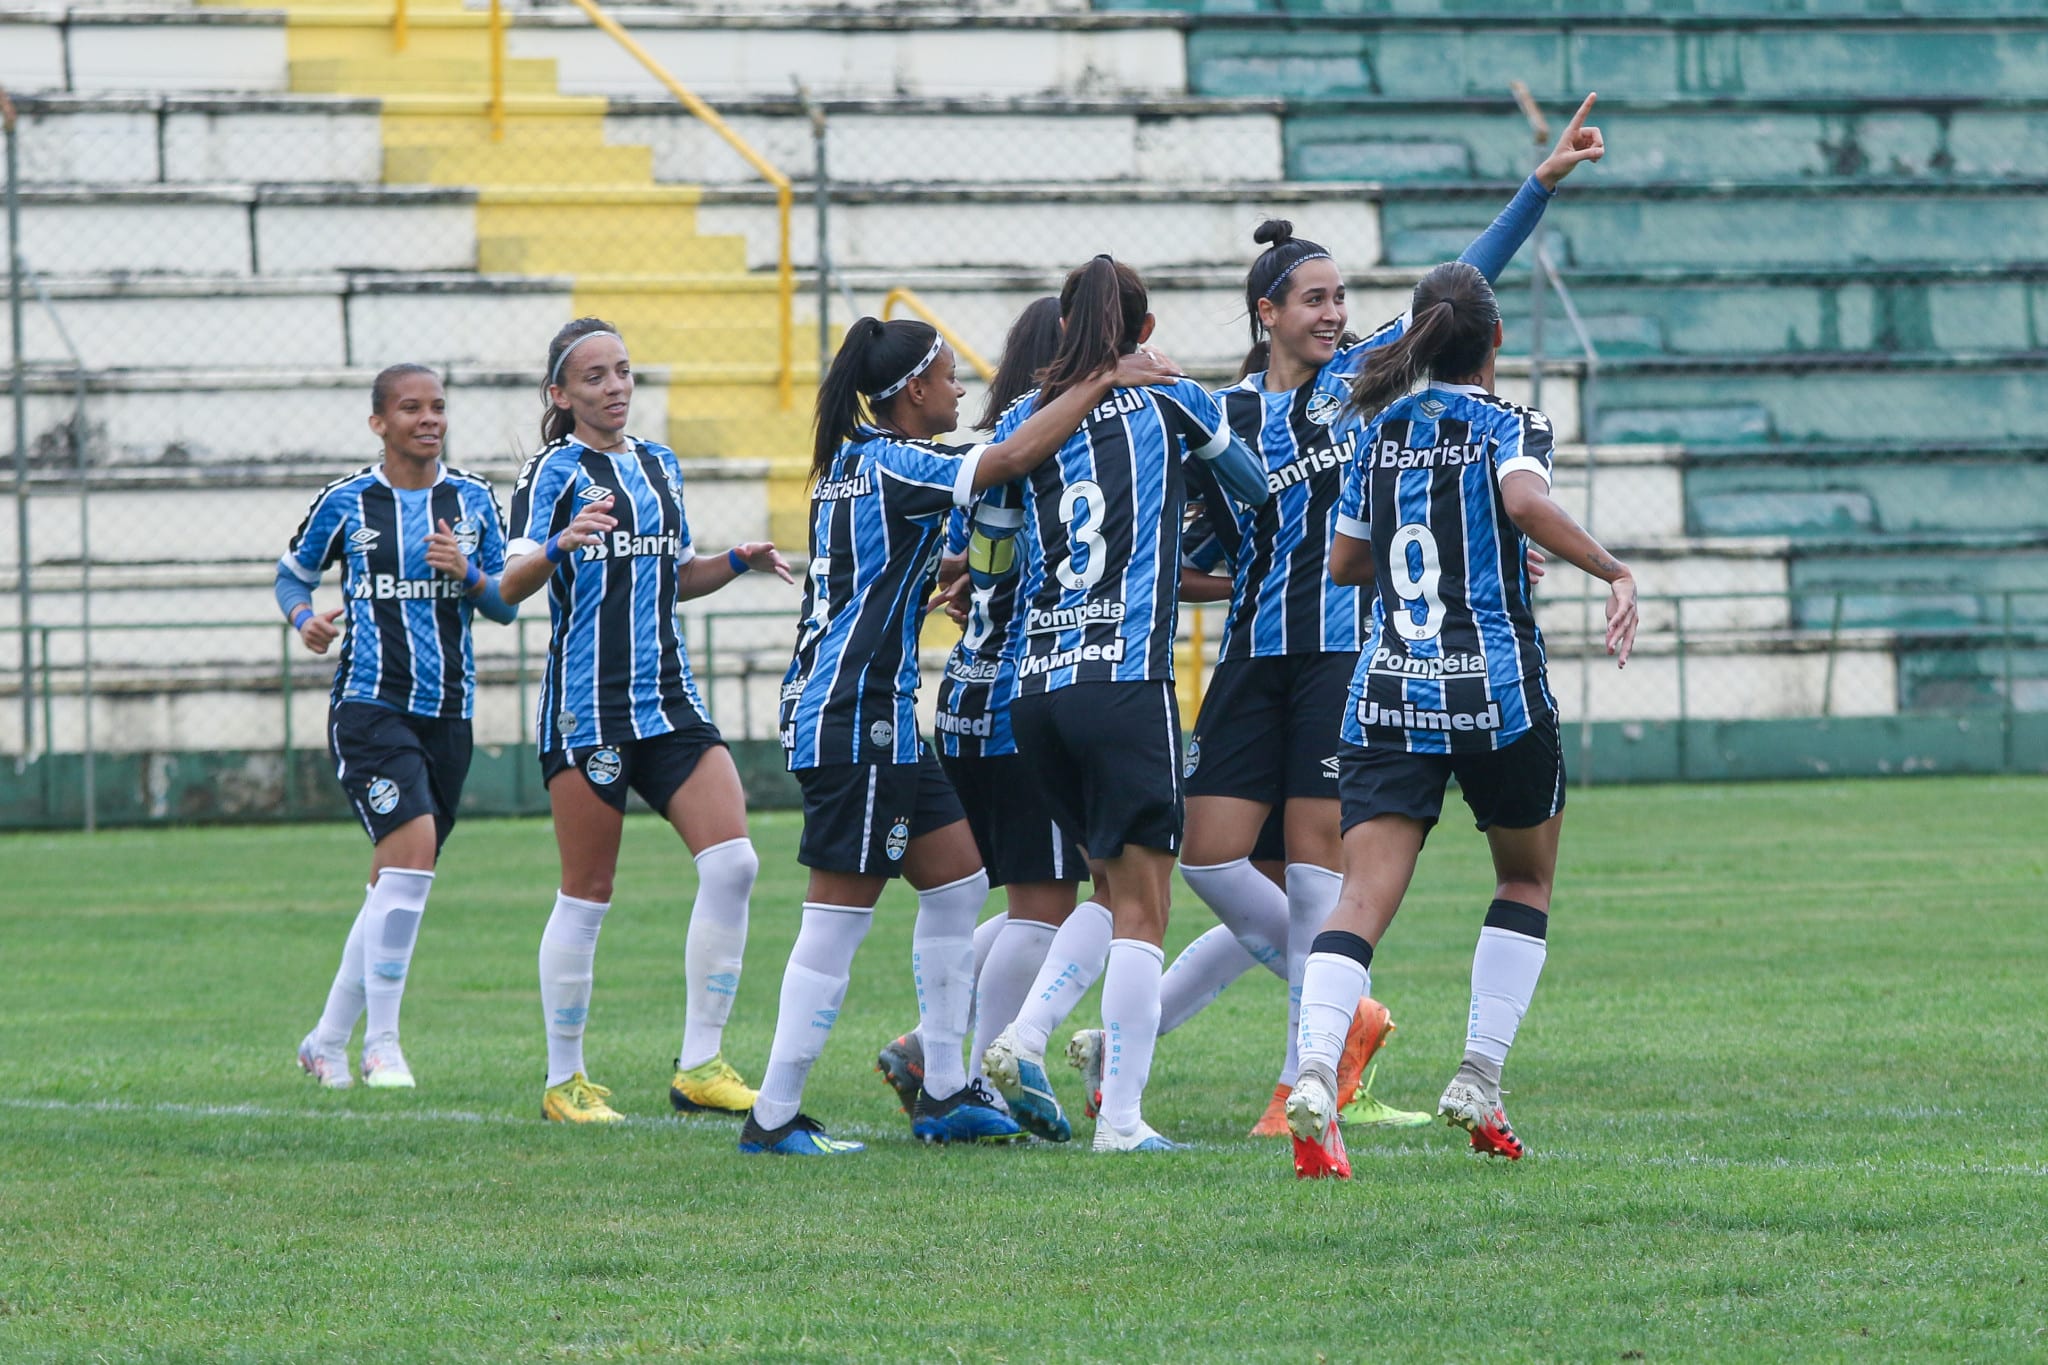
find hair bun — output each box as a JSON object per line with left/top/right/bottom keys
{"left": 1254, "top": 219, "right": 1294, "bottom": 248}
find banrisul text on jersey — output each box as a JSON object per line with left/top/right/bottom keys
{"left": 781, "top": 426, "right": 986, "bottom": 768}
{"left": 507, "top": 436, "right": 708, "bottom": 752}
{"left": 281, "top": 464, "right": 508, "bottom": 718}
{"left": 1337, "top": 383, "right": 1558, "bottom": 754}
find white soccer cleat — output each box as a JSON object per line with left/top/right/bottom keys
{"left": 1091, "top": 1118, "right": 1180, "bottom": 1153}
{"left": 1285, "top": 1072, "right": 1350, "bottom": 1180}
{"left": 1438, "top": 1077, "right": 1524, "bottom": 1159}
{"left": 360, "top": 1034, "right": 416, "bottom": 1090}
{"left": 297, "top": 1031, "right": 352, "bottom": 1090}
{"left": 1065, "top": 1028, "right": 1106, "bottom": 1120}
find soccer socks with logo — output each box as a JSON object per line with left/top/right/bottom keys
{"left": 538, "top": 891, "right": 610, "bottom": 1088}
{"left": 1295, "top": 932, "right": 1374, "bottom": 1091}
{"left": 968, "top": 917, "right": 1057, "bottom": 1084}
{"left": 1180, "top": 858, "right": 1289, "bottom": 979}
{"left": 1159, "top": 925, "right": 1257, "bottom": 1036}
{"left": 678, "top": 837, "right": 758, "bottom": 1070}
{"left": 1461, "top": 901, "right": 1549, "bottom": 1093}
{"left": 911, "top": 870, "right": 989, "bottom": 1099}
{"left": 752, "top": 902, "right": 875, "bottom": 1129}
{"left": 1009, "top": 899, "right": 1113, "bottom": 1055}
{"left": 1282, "top": 863, "right": 1343, "bottom": 1087}
{"left": 361, "top": 868, "right": 433, "bottom": 1040}
{"left": 1097, "top": 938, "right": 1166, "bottom": 1135}
{"left": 314, "top": 885, "right": 373, "bottom": 1047}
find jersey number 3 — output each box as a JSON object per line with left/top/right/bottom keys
{"left": 1056, "top": 480, "right": 1108, "bottom": 592}
{"left": 1387, "top": 523, "right": 1447, "bottom": 642}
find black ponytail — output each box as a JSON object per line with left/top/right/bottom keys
{"left": 539, "top": 316, "right": 620, "bottom": 447}
{"left": 1240, "top": 218, "right": 1352, "bottom": 381}
{"left": 811, "top": 316, "right": 940, "bottom": 479}
{"left": 1039, "top": 254, "right": 1146, "bottom": 404}
{"left": 977, "top": 296, "right": 1062, "bottom": 431}
{"left": 1345, "top": 261, "right": 1499, "bottom": 425}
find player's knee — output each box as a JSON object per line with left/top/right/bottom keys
{"left": 1492, "top": 880, "right": 1551, "bottom": 916}
{"left": 695, "top": 836, "right": 759, "bottom": 896}
{"left": 563, "top": 871, "right": 616, "bottom": 903}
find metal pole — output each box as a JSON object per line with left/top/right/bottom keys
{"left": 2002, "top": 590, "right": 2016, "bottom": 773}
{"left": 74, "top": 361, "right": 90, "bottom": 832}
{"left": 5, "top": 90, "right": 32, "bottom": 771}
{"left": 798, "top": 84, "right": 832, "bottom": 378}
{"left": 281, "top": 625, "right": 295, "bottom": 817}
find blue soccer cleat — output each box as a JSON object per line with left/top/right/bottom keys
{"left": 981, "top": 1024, "right": 1072, "bottom": 1142}
{"left": 912, "top": 1079, "right": 1026, "bottom": 1145}
{"left": 738, "top": 1109, "right": 865, "bottom": 1156}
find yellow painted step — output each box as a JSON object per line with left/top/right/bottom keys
{"left": 575, "top": 275, "right": 784, "bottom": 325}
{"left": 485, "top": 236, "right": 747, "bottom": 274}
{"left": 667, "top": 373, "right": 812, "bottom": 423}
{"left": 623, "top": 324, "right": 792, "bottom": 368}
{"left": 384, "top": 142, "right": 655, "bottom": 187}
{"left": 669, "top": 410, "right": 812, "bottom": 457}
{"left": 381, "top": 110, "right": 611, "bottom": 148}
{"left": 290, "top": 56, "right": 562, "bottom": 95}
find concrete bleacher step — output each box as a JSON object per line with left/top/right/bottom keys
{"left": 1683, "top": 448, "right": 2048, "bottom": 541}
{"left": 289, "top": 56, "right": 565, "bottom": 96}
{"left": 383, "top": 142, "right": 656, "bottom": 186}
{"left": 1120, "top": 0, "right": 2041, "bottom": 15}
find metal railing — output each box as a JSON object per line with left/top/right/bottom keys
{"left": 881, "top": 287, "right": 996, "bottom": 383}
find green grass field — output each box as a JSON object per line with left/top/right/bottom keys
{"left": 3, "top": 776, "right": 2044, "bottom": 1361}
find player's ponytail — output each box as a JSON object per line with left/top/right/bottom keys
{"left": 539, "top": 316, "right": 621, "bottom": 447}
{"left": 811, "top": 316, "right": 942, "bottom": 479}
{"left": 1038, "top": 254, "right": 1147, "bottom": 404}
{"left": 977, "top": 296, "right": 1062, "bottom": 431}
{"left": 1345, "top": 261, "right": 1499, "bottom": 425}
{"left": 1239, "top": 218, "right": 1347, "bottom": 380}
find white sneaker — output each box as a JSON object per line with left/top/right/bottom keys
{"left": 1091, "top": 1118, "right": 1180, "bottom": 1153}
{"left": 1065, "top": 1028, "right": 1106, "bottom": 1120}
{"left": 297, "top": 1031, "right": 351, "bottom": 1090}
{"left": 360, "top": 1034, "right": 416, "bottom": 1089}
{"left": 1285, "top": 1072, "right": 1350, "bottom": 1180}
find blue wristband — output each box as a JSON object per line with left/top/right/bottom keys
{"left": 544, "top": 533, "right": 565, "bottom": 564}
{"left": 290, "top": 605, "right": 314, "bottom": 631}
{"left": 727, "top": 547, "right": 750, "bottom": 575}
{"left": 463, "top": 562, "right": 483, "bottom": 590}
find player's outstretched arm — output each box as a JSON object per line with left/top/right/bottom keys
{"left": 970, "top": 350, "right": 1183, "bottom": 492}
{"left": 1499, "top": 469, "right": 1637, "bottom": 667}
{"left": 500, "top": 497, "right": 617, "bottom": 603}
{"left": 677, "top": 541, "right": 796, "bottom": 601}
{"left": 1457, "top": 93, "right": 1603, "bottom": 283}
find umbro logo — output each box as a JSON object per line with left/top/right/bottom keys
{"left": 706, "top": 972, "right": 739, "bottom": 997}
{"left": 348, "top": 528, "right": 379, "bottom": 553}
{"left": 812, "top": 1007, "right": 839, "bottom": 1029}
{"left": 1321, "top": 755, "right": 1340, "bottom": 779}
{"left": 1419, "top": 398, "right": 1447, "bottom": 419}
{"left": 576, "top": 484, "right": 611, "bottom": 503}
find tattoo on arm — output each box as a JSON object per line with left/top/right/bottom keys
{"left": 1586, "top": 550, "right": 1624, "bottom": 579}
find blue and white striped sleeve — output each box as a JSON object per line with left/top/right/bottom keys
{"left": 1494, "top": 407, "right": 1556, "bottom": 489}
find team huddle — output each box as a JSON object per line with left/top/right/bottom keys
{"left": 277, "top": 96, "right": 1639, "bottom": 1177}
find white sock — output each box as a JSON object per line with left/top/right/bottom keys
{"left": 969, "top": 918, "right": 1056, "bottom": 1083}
{"left": 1180, "top": 858, "right": 1288, "bottom": 978}
{"left": 752, "top": 902, "right": 874, "bottom": 1129}
{"left": 679, "top": 837, "right": 757, "bottom": 1070}
{"left": 362, "top": 868, "right": 433, "bottom": 1040}
{"left": 912, "top": 870, "right": 988, "bottom": 1099}
{"left": 1158, "top": 925, "right": 1257, "bottom": 1036}
{"left": 1467, "top": 926, "right": 1548, "bottom": 1066}
{"left": 1282, "top": 863, "right": 1342, "bottom": 1087}
{"left": 538, "top": 891, "right": 609, "bottom": 1088}
{"left": 314, "top": 886, "right": 373, "bottom": 1047}
{"left": 1097, "top": 938, "right": 1165, "bottom": 1134}
{"left": 1296, "top": 950, "right": 1368, "bottom": 1085}
{"left": 919, "top": 910, "right": 1012, "bottom": 1053}
{"left": 1010, "top": 899, "right": 1113, "bottom": 1055}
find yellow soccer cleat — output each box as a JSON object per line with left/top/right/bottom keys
{"left": 542, "top": 1072, "right": 624, "bottom": 1124}
{"left": 668, "top": 1055, "right": 758, "bottom": 1116}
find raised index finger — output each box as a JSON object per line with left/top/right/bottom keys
{"left": 1562, "top": 92, "right": 1597, "bottom": 139}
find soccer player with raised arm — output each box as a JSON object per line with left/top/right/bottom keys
{"left": 281, "top": 364, "right": 516, "bottom": 1091}
{"left": 1285, "top": 259, "right": 1639, "bottom": 1179}
{"left": 990, "top": 255, "right": 1270, "bottom": 1153}
{"left": 1167, "top": 93, "right": 1608, "bottom": 1138}
{"left": 738, "top": 316, "right": 1181, "bottom": 1157}
{"left": 498, "top": 319, "right": 793, "bottom": 1124}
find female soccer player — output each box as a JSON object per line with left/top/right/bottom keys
{"left": 997, "top": 254, "right": 1269, "bottom": 1152}
{"left": 1173, "top": 92, "right": 1606, "bottom": 1137}
{"left": 1285, "top": 259, "right": 1639, "bottom": 1180}
{"left": 740, "top": 315, "right": 1180, "bottom": 1157}
{"left": 282, "top": 363, "right": 515, "bottom": 1090}
{"left": 499, "top": 318, "right": 792, "bottom": 1124}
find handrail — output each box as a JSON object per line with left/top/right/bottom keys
{"left": 487, "top": 0, "right": 505, "bottom": 143}
{"left": 559, "top": 0, "right": 796, "bottom": 410}
{"left": 881, "top": 287, "right": 995, "bottom": 382}
{"left": 393, "top": 0, "right": 408, "bottom": 52}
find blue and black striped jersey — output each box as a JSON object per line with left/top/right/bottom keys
{"left": 508, "top": 435, "right": 708, "bottom": 752}
{"left": 780, "top": 427, "right": 986, "bottom": 769}
{"left": 1004, "top": 379, "right": 1263, "bottom": 696}
{"left": 932, "top": 487, "right": 1027, "bottom": 759}
{"left": 1336, "top": 383, "right": 1558, "bottom": 754}
{"left": 280, "top": 464, "right": 507, "bottom": 719}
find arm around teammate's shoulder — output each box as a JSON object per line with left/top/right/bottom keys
{"left": 1498, "top": 470, "right": 1638, "bottom": 667}
{"left": 1328, "top": 530, "right": 1375, "bottom": 588}
{"left": 969, "top": 350, "right": 1185, "bottom": 492}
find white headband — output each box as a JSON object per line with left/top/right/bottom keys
{"left": 550, "top": 329, "right": 623, "bottom": 386}
{"left": 866, "top": 334, "right": 944, "bottom": 403}
{"left": 1264, "top": 250, "right": 1333, "bottom": 300}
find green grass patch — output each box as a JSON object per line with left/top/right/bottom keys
{"left": 3, "top": 777, "right": 2044, "bottom": 1360}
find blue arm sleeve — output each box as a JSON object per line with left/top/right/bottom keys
{"left": 1204, "top": 430, "right": 1271, "bottom": 507}
{"left": 274, "top": 563, "right": 314, "bottom": 623}
{"left": 1458, "top": 175, "right": 1554, "bottom": 284}
{"left": 471, "top": 576, "right": 518, "bottom": 625}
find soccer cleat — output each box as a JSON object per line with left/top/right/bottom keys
{"left": 297, "top": 1031, "right": 352, "bottom": 1090}
{"left": 1438, "top": 1078, "right": 1525, "bottom": 1159}
{"left": 1249, "top": 1083, "right": 1292, "bottom": 1138}
{"left": 739, "top": 1109, "right": 865, "bottom": 1156}
{"left": 1339, "top": 1062, "right": 1433, "bottom": 1130}
{"left": 912, "top": 1079, "right": 1027, "bottom": 1146}
{"left": 980, "top": 1024, "right": 1072, "bottom": 1143}
{"left": 874, "top": 1032, "right": 925, "bottom": 1116}
{"left": 1091, "top": 1118, "right": 1181, "bottom": 1153}
{"left": 669, "top": 1055, "right": 757, "bottom": 1115}
{"left": 541, "top": 1072, "right": 624, "bottom": 1124}
{"left": 1334, "top": 998, "right": 1395, "bottom": 1111}
{"left": 1065, "top": 1028, "right": 1106, "bottom": 1121}
{"left": 1285, "top": 1072, "right": 1350, "bottom": 1180}
{"left": 360, "top": 1033, "right": 415, "bottom": 1090}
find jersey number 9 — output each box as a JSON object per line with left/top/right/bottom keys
{"left": 1387, "top": 522, "right": 1447, "bottom": 642}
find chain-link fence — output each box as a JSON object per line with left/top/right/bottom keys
{"left": 7, "top": 2, "right": 2047, "bottom": 829}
